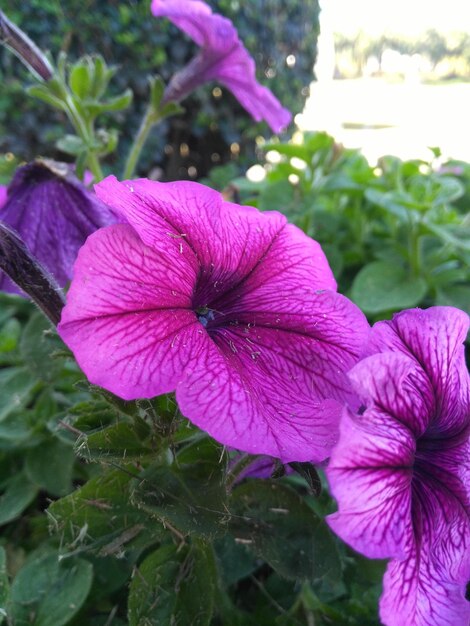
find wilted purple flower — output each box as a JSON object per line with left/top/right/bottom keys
{"left": 58, "top": 176, "right": 368, "bottom": 462}
{"left": 0, "top": 160, "right": 116, "bottom": 295}
{"left": 326, "top": 307, "right": 470, "bottom": 626}
{"left": 151, "top": 0, "right": 291, "bottom": 133}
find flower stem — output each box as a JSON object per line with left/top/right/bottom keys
{"left": 86, "top": 151, "right": 104, "bottom": 182}
{"left": 408, "top": 222, "right": 421, "bottom": 278}
{"left": 63, "top": 94, "right": 104, "bottom": 182}
{"left": 123, "top": 105, "right": 159, "bottom": 180}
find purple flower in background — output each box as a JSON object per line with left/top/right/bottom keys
{"left": 0, "top": 160, "right": 116, "bottom": 295}
{"left": 58, "top": 176, "right": 368, "bottom": 462}
{"left": 326, "top": 307, "right": 470, "bottom": 626}
{"left": 151, "top": 0, "right": 291, "bottom": 133}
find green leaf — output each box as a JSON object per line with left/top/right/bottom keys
{"left": 25, "top": 438, "right": 75, "bottom": 496}
{"left": 75, "top": 420, "right": 153, "bottom": 461}
{"left": 27, "top": 84, "right": 66, "bottom": 111}
{"left": 365, "top": 188, "right": 409, "bottom": 220}
{"left": 258, "top": 179, "right": 295, "bottom": 213}
{"left": 0, "top": 471, "right": 38, "bottom": 526}
{"left": 263, "top": 142, "right": 311, "bottom": 163}
{"left": 9, "top": 552, "right": 93, "bottom": 626}
{"left": 56, "top": 134, "right": 87, "bottom": 157}
{"left": 424, "top": 221, "right": 470, "bottom": 252}
{"left": 48, "top": 468, "right": 160, "bottom": 553}
{"left": 132, "top": 443, "right": 227, "bottom": 539}
{"left": 128, "top": 543, "right": 216, "bottom": 626}
{"left": 0, "top": 367, "right": 36, "bottom": 422}
{"left": 69, "top": 63, "right": 92, "bottom": 99}
{"left": 0, "top": 547, "right": 9, "bottom": 625}
{"left": 159, "top": 101, "right": 184, "bottom": 120}
{"left": 351, "top": 261, "right": 428, "bottom": 314}
{"left": 436, "top": 285, "right": 470, "bottom": 316}
{"left": 149, "top": 75, "right": 165, "bottom": 109}
{"left": 214, "top": 534, "right": 259, "bottom": 586}
{"left": 20, "top": 312, "right": 64, "bottom": 382}
{"left": 85, "top": 89, "right": 133, "bottom": 116}
{"left": 230, "top": 480, "right": 341, "bottom": 581}
{"left": 0, "top": 318, "right": 21, "bottom": 353}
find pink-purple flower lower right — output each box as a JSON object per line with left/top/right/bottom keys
{"left": 326, "top": 306, "right": 470, "bottom": 626}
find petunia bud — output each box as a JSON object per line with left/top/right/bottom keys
{"left": 0, "top": 223, "right": 65, "bottom": 325}
{"left": 0, "top": 10, "right": 53, "bottom": 81}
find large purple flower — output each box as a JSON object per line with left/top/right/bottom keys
{"left": 58, "top": 176, "right": 368, "bottom": 462}
{"left": 151, "top": 0, "right": 291, "bottom": 133}
{"left": 0, "top": 160, "right": 116, "bottom": 295}
{"left": 326, "top": 307, "right": 470, "bottom": 626}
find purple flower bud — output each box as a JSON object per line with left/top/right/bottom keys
{"left": 0, "top": 10, "right": 53, "bottom": 81}
{"left": 0, "top": 223, "right": 65, "bottom": 325}
{"left": 0, "top": 159, "right": 117, "bottom": 295}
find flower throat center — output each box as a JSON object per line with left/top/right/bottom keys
{"left": 196, "top": 306, "right": 216, "bottom": 327}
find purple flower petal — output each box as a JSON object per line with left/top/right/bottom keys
{"left": 327, "top": 402, "right": 415, "bottom": 560}
{"left": 151, "top": 0, "right": 291, "bottom": 133}
{"left": 59, "top": 223, "right": 202, "bottom": 399}
{"left": 380, "top": 494, "right": 470, "bottom": 626}
{"left": 326, "top": 306, "right": 470, "bottom": 626}
{"left": 368, "top": 307, "right": 470, "bottom": 436}
{"left": 0, "top": 160, "right": 116, "bottom": 295}
{"left": 60, "top": 176, "right": 369, "bottom": 461}
{"left": 0, "top": 185, "right": 6, "bottom": 208}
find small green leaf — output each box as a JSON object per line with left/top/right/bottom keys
{"left": 25, "top": 438, "right": 75, "bottom": 496}
{"left": 0, "top": 471, "right": 38, "bottom": 526}
{"left": 9, "top": 552, "right": 93, "bottom": 626}
{"left": 27, "top": 84, "right": 66, "bottom": 111}
{"left": 20, "top": 312, "right": 64, "bottom": 382}
{"left": 75, "top": 420, "right": 152, "bottom": 461}
{"left": 351, "top": 261, "right": 427, "bottom": 314}
{"left": 149, "top": 75, "right": 165, "bottom": 109}
{"left": 230, "top": 480, "right": 341, "bottom": 581}
{"left": 85, "top": 89, "right": 133, "bottom": 116}
{"left": 56, "top": 134, "right": 87, "bottom": 156}
{"left": 159, "top": 101, "right": 184, "bottom": 120}
{"left": 0, "top": 367, "right": 36, "bottom": 422}
{"left": 128, "top": 543, "right": 216, "bottom": 626}
{"left": 69, "top": 63, "right": 92, "bottom": 99}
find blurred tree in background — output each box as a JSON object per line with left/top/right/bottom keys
{"left": 0, "top": 0, "right": 319, "bottom": 179}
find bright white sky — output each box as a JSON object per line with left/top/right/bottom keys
{"left": 322, "top": 0, "right": 470, "bottom": 35}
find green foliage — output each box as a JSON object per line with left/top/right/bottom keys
{"left": 8, "top": 552, "right": 93, "bottom": 626}
{"left": 127, "top": 543, "right": 217, "bottom": 626}
{"left": 0, "top": 0, "right": 319, "bottom": 177}
{"left": 233, "top": 131, "right": 470, "bottom": 321}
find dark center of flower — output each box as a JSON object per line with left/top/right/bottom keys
{"left": 196, "top": 306, "right": 216, "bottom": 328}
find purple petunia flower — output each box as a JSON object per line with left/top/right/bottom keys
{"left": 0, "top": 185, "right": 6, "bottom": 209}
{"left": 151, "top": 0, "right": 291, "bottom": 133}
{"left": 58, "top": 176, "right": 368, "bottom": 462}
{"left": 326, "top": 307, "right": 470, "bottom": 626}
{"left": 0, "top": 160, "right": 116, "bottom": 295}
